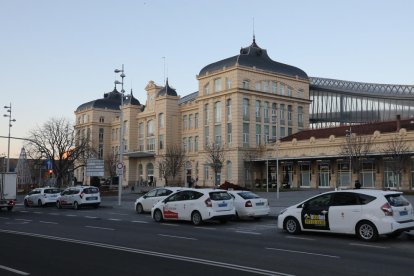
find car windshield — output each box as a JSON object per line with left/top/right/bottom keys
{"left": 385, "top": 194, "right": 410, "bottom": 207}
{"left": 45, "top": 189, "right": 60, "bottom": 194}
{"left": 209, "top": 192, "right": 231, "bottom": 201}
{"left": 237, "top": 191, "right": 260, "bottom": 200}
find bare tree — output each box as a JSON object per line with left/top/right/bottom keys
{"left": 24, "top": 117, "right": 93, "bottom": 187}
{"left": 157, "top": 144, "right": 186, "bottom": 186}
{"left": 243, "top": 145, "right": 267, "bottom": 189}
{"left": 382, "top": 134, "right": 411, "bottom": 190}
{"left": 205, "top": 142, "right": 226, "bottom": 186}
{"left": 104, "top": 152, "right": 118, "bottom": 185}
{"left": 339, "top": 131, "right": 374, "bottom": 185}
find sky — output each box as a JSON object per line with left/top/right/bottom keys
{"left": 1, "top": 0, "right": 413, "bottom": 158}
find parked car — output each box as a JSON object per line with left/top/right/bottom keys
{"left": 24, "top": 187, "right": 61, "bottom": 207}
{"left": 135, "top": 187, "right": 182, "bottom": 213}
{"left": 151, "top": 188, "right": 235, "bottom": 225}
{"left": 56, "top": 186, "right": 100, "bottom": 210}
{"left": 228, "top": 190, "right": 269, "bottom": 219}
{"left": 277, "top": 189, "right": 414, "bottom": 241}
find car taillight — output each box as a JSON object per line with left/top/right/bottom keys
{"left": 245, "top": 201, "right": 252, "bottom": 207}
{"left": 205, "top": 198, "right": 212, "bottom": 207}
{"left": 381, "top": 202, "right": 393, "bottom": 216}
{"left": 80, "top": 192, "right": 84, "bottom": 199}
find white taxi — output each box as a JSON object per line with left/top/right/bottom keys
{"left": 135, "top": 187, "right": 182, "bottom": 213}
{"left": 24, "top": 187, "right": 61, "bottom": 207}
{"left": 277, "top": 189, "right": 414, "bottom": 241}
{"left": 151, "top": 188, "right": 235, "bottom": 225}
{"left": 228, "top": 190, "right": 269, "bottom": 219}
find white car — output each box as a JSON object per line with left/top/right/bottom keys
{"left": 56, "top": 186, "right": 101, "bottom": 210}
{"left": 135, "top": 187, "right": 182, "bottom": 213}
{"left": 151, "top": 188, "right": 235, "bottom": 225}
{"left": 277, "top": 189, "right": 414, "bottom": 241}
{"left": 228, "top": 190, "right": 269, "bottom": 219}
{"left": 24, "top": 187, "right": 62, "bottom": 207}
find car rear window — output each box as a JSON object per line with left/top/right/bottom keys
{"left": 385, "top": 194, "right": 410, "bottom": 207}
{"left": 237, "top": 191, "right": 260, "bottom": 200}
{"left": 84, "top": 188, "right": 99, "bottom": 194}
{"left": 209, "top": 192, "right": 231, "bottom": 201}
{"left": 45, "top": 189, "right": 60, "bottom": 194}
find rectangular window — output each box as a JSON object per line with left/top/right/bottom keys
{"left": 255, "top": 100, "right": 261, "bottom": 122}
{"left": 280, "top": 84, "right": 285, "bottom": 95}
{"left": 288, "top": 105, "right": 292, "bottom": 126}
{"left": 280, "top": 127, "right": 286, "bottom": 138}
{"left": 243, "top": 80, "right": 250, "bottom": 89}
{"left": 214, "top": 125, "right": 222, "bottom": 146}
{"left": 195, "top": 136, "right": 199, "bottom": 152}
{"left": 214, "top": 102, "right": 222, "bottom": 123}
{"left": 243, "top": 123, "right": 249, "bottom": 145}
{"left": 227, "top": 123, "right": 232, "bottom": 145}
{"left": 214, "top": 78, "right": 222, "bottom": 92}
{"left": 264, "top": 125, "right": 269, "bottom": 143}
{"left": 159, "top": 135, "right": 164, "bottom": 150}
{"left": 287, "top": 87, "right": 292, "bottom": 97}
{"left": 255, "top": 82, "right": 261, "bottom": 91}
{"left": 272, "top": 82, "right": 277, "bottom": 94}
{"left": 226, "top": 78, "right": 232, "bottom": 89}
{"left": 264, "top": 102, "right": 269, "bottom": 123}
{"left": 189, "top": 114, "right": 193, "bottom": 129}
{"left": 298, "top": 106, "right": 303, "bottom": 127}
{"left": 280, "top": 104, "right": 285, "bottom": 125}
{"left": 226, "top": 99, "right": 232, "bottom": 122}
{"left": 183, "top": 137, "right": 188, "bottom": 152}
{"left": 256, "top": 124, "right": 261, "bottom": 145}
{"left": 147, "top": 137, "right": 155, "bottom": 152}
{"left": 188, "top": 137, "right": 193, "bottom": 152}
{"left": 204, "top": 104, "right": 209, "bottom": 125}
{"left": 204, "top": 126, "right": 209, "bottom": 146}
{"left": 183, "top": 115, "right": 188, "bottom": 130}
{"left": 243, "top": 99, "right": 250, "bottom": 121}
{"left": 262, "top": 81, "right": 269, "bottom": 92}
{"left": 99, "top": 128, "right": 104, "bottom": 143}
{"left": 195, "top": 113, "right": 199, "bottom": 128}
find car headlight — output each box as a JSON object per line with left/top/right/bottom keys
{"left": 279, "top": 208, "right": 287, "bottom": 215}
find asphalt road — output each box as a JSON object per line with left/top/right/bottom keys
{"left": 0, "top": 201, "right": 413, "bottom": 276}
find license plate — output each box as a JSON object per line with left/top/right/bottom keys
{"left": 218, "top": 202, "right": 228, "bottom": 207}
{"left": 400, "top": 210, "right": 408, "bottom": 216}
{"left": 256, "top": 202, "right": 265, "bottom": 206}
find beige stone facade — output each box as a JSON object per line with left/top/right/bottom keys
{"left": 74, "top": 39, "right": 414, "bottom": 191}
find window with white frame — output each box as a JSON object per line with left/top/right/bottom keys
{"left": 158, "top": 113, "right": 164, "bottom": 128}
{"left": 189, "top": 114, "right": 193, "bottom": 129}
{"left": 243, "top": 123, "right": 249, "bottom": 145}
{"left": 194, "top": 136, "right": 199, "bottom": 152}
{"left": 195, "top": 113, "right": 199, "bottom": 128}
{"left": 226, "top": 99, "right": 232, "bottom": 121}
{"left": 214, "top": 78, "right": 222, "bottom": 92}
{"left": 287, "top": 87, "right": 292, "bottom": 97}
{"left": 272, "top": 81, "right": 277, "bottom": 94}
{"left": 243, "top": 98, "right": 250, "bottom": 121}
{"left": 256, "top": 124, "right": 261, "bottom": 145}
{"left": 279, "top": 84, "right": 285, "bottom": 95}
{"left": 147, "top": 137, "right": 155, "bottom": 152}
{"left": 214, "top": 125, "right": 222, "bottom": 146}
{"left": 227, "top": 123, "right": 232, "bottom": 145}
{"left": 226, "top": 78, "right": 232, "bottom": 89}
{"left": 214, "top": 101, "right": 222, "bottom": 123}
{"left": 204, "top": 83, "right": 210, "bottom": 95}
{"left": 204, "top": 104, "right": 209, "bottom": 125}
{"left": 255, "top": 100, "right": 261, "bottom": 122}
{"left": 147, "top": 120, "right": 154, "bottom": 137}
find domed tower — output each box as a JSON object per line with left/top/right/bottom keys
{"left": 196, "top": 37, "right": 310, "bottom": 186}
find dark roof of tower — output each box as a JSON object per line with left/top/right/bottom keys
{"left": 76, "top": 86, "right": 140, "bottom": 112}
{"left": 156, "top": 78, "right": 178, "bottom": 97}
{"left": 199, "top": 38, "right": 308, "bottom": 80}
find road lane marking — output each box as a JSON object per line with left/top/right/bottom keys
{"left": 48, "top": 213, "right": 60, "bottom": 216}
{"left": 40, "top": 221, "right": 58, "bottom": 225}
{"left": 286, "top": 236, "right": 315, "bottom": 241}
{"left": 109, "top": 212, "right": 128, "bottom": 216}
{"left": 33, "top": 212, "right": 42, "bottom": 214}
{"left": 0, "top": 264, "right": 30, "bottom": 275}
{"left": 85, "top": 226, "right": 115, "bottom": 231}
{"left": 85, "top": 216, "right": 98, "bottom": 219}
{"left": 19, "top": 211, "right": 29, "bottom": 213}
{"left": 235, "top": 231, "right": 261, "bottom": 235}
{"left": 0, "top": 229, "right": 294, "bottom": 276}
{"left": 0, "top": 217, "right": 9, "bottom": 220}
{"left": 158, "top": 234, "right": 197, "bottom": 240}
{"left": 194, "top": 226, "right": 216, "bottom": 230}
{"left": 108, "top": 218, "right": 121, "bottom": 221}
{"left": 162, "top": 223, "right": 180, "bottom": 227}
{"left": 15, "top": 219, "right": 32, "bottom": 222}
{"left": 266, "top": 247, "right": 340, "bottom": 259}
{"left": 65, "top": 214, "right": 77, "bottom": 217}
{"left": 349, "top": 243, "right": 389, "bottom": 249}
{"left": 132, "top": 220, "right": 149, "bottom": 224}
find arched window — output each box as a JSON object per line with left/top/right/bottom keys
{"left": 226, "top": 160, "right": 232, "bottom": 180}
{"left": 158, "top": 113, "right": 164, "bottom": 128}
{"left": 99, "top": 116, "right": 104, "bottom": 123}
{"left": 147, "top": 120, "right": 154, "bottom": 136}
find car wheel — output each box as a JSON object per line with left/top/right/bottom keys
{"left": 24, "top": 199, "right": 29, "bottom": 207}
{"left": 73, "top": 201, "right": 80, "bottom": 210}
{"left": 136, "top": 203, "right": 144, "bottom": 214}
{"left": 191, "top": 211, "right": 202, "bottom": 225}
{"left": 284, "top": 217, "right": 301, "bottom": 234}
{"left": 153, "top": 209, "right": 163, "bottom": 222}
{"left": 356, "top": 221, "right": 378, "bottom": 242}
{"left": 38, "top": 199, "right": 43, "bottom": 207}
{"left": 56, "top": 201, "right": 62, "bottom": 209}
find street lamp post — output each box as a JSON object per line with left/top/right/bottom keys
{"left": 272, "top": 109, "right": 280, "bottom": 199}
{"left": 3, "top": 103, "right": 16, "bottom": 173}
{"left": 346, "top": 126, "right": 352, "bottom": 187}
{"left": 114, "top": 65, "right": 126, "bottom": 206}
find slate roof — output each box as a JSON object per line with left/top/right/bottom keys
{"left": 199, "top": 38, "right": 308, "bottom": 80}
{"left": 157, "top": 78, "right": 178, "bottom": 97}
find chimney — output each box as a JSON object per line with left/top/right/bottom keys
{"left": 396, "top": 114, "right": 401, "bottom": 131}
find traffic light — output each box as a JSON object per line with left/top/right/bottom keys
{"left": 48, "top": 169, "right": 53, "bottom": 178}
